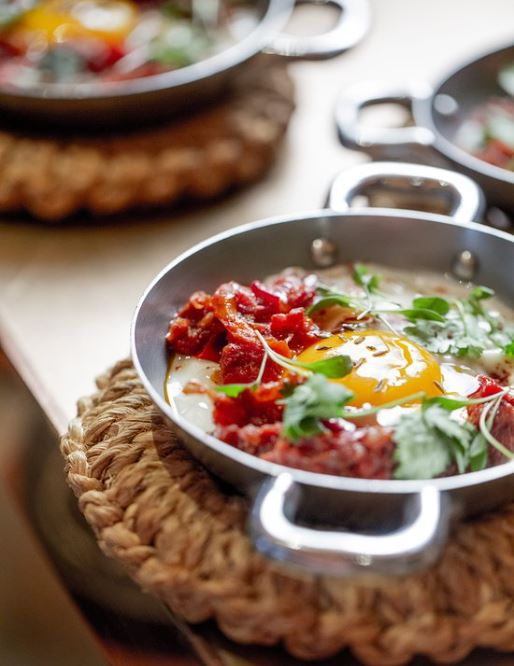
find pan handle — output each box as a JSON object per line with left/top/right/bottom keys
{"left": 328, "top": 161, "right": 485, "bottom": 224}
{"left": 265, "top": 0, "right": 370, "bottom": 60}
{"left": 250, "top": 474, "right": 448, "bottom": 576}
{"left": 336, "top": 82, "right": 435, "bottom": 153}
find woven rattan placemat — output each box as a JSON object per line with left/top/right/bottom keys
{"left": 0, "top": 57, "right": 294, "bottom": 221}
{"left": 61, "top": 360, "right": 514, "bottom": 665}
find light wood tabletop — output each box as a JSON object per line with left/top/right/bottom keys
{"left": 1, "top": 0, "right": 513, "bottom": 434}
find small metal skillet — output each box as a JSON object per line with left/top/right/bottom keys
{"left": 132, "top": 161, "right": 514, "bottom": 578}
{"left": 0, "top": 0, "right": 370, "bottom": 128}
{"left": 336, "top": 42, "right": 514, "bottom": 212}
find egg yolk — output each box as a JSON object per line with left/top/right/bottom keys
{"left": 297, "top": 330, "right": 443, "bottom": 406}
{"left": 12, "top": 0, "right": 137, "bottom": 45}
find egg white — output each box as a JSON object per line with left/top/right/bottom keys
{"left": 166, "top": 356, "right": 217, "bottom": 434}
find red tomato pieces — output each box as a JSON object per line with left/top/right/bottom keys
{"left": 468, "top": 375, "right": 514, "bottom": 465}
{"left": 166, "top": 272, "right": 319, "bottom": 383}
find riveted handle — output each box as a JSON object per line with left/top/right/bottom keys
{"left": 265, "top": 0, "right": 370, "bottom": 60}
{"left": 328, "top": 161, "right": 485, "bottom": 224}
{"left": 250, "top": 474, "right": 448, "bottom": 576}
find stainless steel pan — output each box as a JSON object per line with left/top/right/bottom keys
{"left": 336, "top": 43, "right": 514, "bottom": 212}
{"left": 132, "top": 161, "right": 514, "bottom": 578}
{"left": 2, "top": 0, "right": 370, "bottom": 128}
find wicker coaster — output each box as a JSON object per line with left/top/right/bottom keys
{"left": 0, "top": 57, "right": 294, "bottom": 221}
{"left": 61, "top": 360, "right": 514, "bottom": 665}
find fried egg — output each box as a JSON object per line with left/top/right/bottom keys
{"left": 166, "top": 265, "right": 512, "bottom": 434}
{"left": 297, "top": 330, "right": 443, "bottom": 407}
{"left": 11, "top": 0, "right": 138, "bottom": 46}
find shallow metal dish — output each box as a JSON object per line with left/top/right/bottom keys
{"left": 336, "top": 42, "right": 514, "bottom": 212}
{"left": 132, "top": 161, "right": 514, "bottom": 578}
{"left": 2, "top": 0, "right": 369, "bottom": 128}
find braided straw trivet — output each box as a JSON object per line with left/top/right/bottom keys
{"left": 61, "top": 360, "right": 514, "bottom": 665}
{"left": 0, "top": 57, "right": 294, "bottom": 221}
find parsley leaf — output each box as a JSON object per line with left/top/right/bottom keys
{"left": 282, "top": 374, "right": 354, "bottom": 441}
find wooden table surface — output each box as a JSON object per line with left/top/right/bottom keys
{"left": 1, "top": 0, "right": 513, "bottom": 433}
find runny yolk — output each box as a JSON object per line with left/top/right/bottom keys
{"left": 11, "top": 0, "right": 138, "bottom": 46}
{"left": 297, "top": 330, "right": 443, "bottom": 407}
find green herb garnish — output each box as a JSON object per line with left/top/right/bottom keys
{"left": 150, "top": 21, "right": 211, "bottom": 68}
{"left": 409, "top": 296, "right": 451, "bottom": 316}
{"left": 254, "top": 330, "right": 353, "bottom": 380}
{"left": 393, "top": 389, "right": 513, "bottom": 479}
{"left": 307, "top": 291, "right": 356, "bottom": 315}
{"left": 406, "top": 286, "right": 514, "bottom": 359}
{"left": 278, "top": 372, "right": 513, "bottom": 479}
{"left": 215, "top": 330, "right": 353, "bottom": 397}
{"left": 215, "top": 344, "right": 269, "bottom": 397}
{"left": 307, "top": 275, "right": 448, "bottom": 329}
{"left": 282, "top": 374, "right": 354, "bottom": 441}
{"left": 352, "top": 263, "right": 381, "bottom": 294}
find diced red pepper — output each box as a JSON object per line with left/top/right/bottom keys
{"left": 167, "top": 272, "right": 320, "bottom": 382}
{"left": 213, "top": 382, "right": 285, "bottom": 428}
{"left": 467, "top": 375, "right": 514, "bottom": 465}
{"left": 270, "top": 307, "right": 321, "bottom": 352}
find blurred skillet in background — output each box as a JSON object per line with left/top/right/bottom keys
{"left": 336, "top": 42, "right": 514, "bottom": 213}
{"left": 0, "top": 0, "right": 370, "bottom": 128}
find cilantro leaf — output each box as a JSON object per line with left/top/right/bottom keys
{"left": 406, "top": 312, "right": 487, "bottom": 358}
{"left": 397, "top": 307, "right": 446, "bottom": 323}
{"left": 393, "top": 409, "right": 453, "bottom": 480}
{"left": 467, "top": 286, "right": 495, "bottom": 319}
{"left": 293, "top": 354, "right": 353, "bottom": 379}
{"left": 469, "top": 432, "right": 488, "bottom": 472}
{"left": 423, "top": 395, "right": 471, "bottom": 411}
{"left": 282, "top": 374, "right": 353, "bottom": 441}
{"left": 505, "top": 339, "right": 514, "bottom": 359}
{"left": 150, "top": 21, "right": 210, "bottom": 68}
{"left": 352, "top": 263, "right": 380, "bottom": 293}
{"left": 393, "top": 404, "right": 481, "bottom": 479}
{"left": 469, "top": 285, "right": 495, "bottom": 302}
{"left": 307, "top": 293, "right": 356, "bottom": 315}
{"left": 404, "top": 286, "right": 509, "bottom": 360}
{"left": 411, "top": 296, "right": 451, "bottom": 316}
{"left": 215, "top": 383, "right": 254, "bottom": 398}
